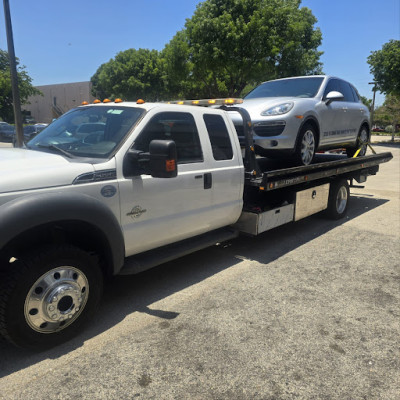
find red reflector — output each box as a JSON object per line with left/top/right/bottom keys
{"left": 166, "top": 160, "right": 176, "bottom": 172}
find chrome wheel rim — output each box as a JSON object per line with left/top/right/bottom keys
{"left": 301, "top": 130, "right": 315, "bottom": 165}
{"left": 358, "top": 128, "right": 368, "bottom": 156}
{"left": 336, "top": 186, "right": 348, "bottom": 214}
{"left": 24, "top": 267, "right": 89, "bottom": 333}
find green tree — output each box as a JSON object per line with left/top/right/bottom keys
{"left": 367, "top": 40, "right": 400, "bottom": 97}
{"left": 374, "top": 95, "right": 400, "bottom": 134}
{"left": 91, "top": 48, "right": 164, "bottom": 101}
{"left": 174, "top": 0, "right": 323, "bottom": 97}
{"left": 360, "top": 96, "right": 372, "bottom": 110}
{"left": 0, "top": 49, "right": 40, "bottom": 122}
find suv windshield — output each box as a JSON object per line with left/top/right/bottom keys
{"left": 245, "top": 77, "right": 324, "bottom": 99}
{"left": 28, "top": 106, "right": 145, "bottom": 158}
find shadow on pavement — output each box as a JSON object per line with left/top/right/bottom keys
{"left": 0, "top": 194, "right": 389, "bottom": 377}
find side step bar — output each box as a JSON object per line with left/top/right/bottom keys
{"left": 119, "top": 227, "right": 239, "bottom": 275}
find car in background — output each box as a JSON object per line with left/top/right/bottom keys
{"left": 229, "top": 75, "right": 370, "bottom": 165}
{"left": 0, "top": 122, "right": 15, "bottom": 142}
{"left": 23, "top": 124, "right": 48, "bottom": 140}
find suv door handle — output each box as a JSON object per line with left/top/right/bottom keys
{"left": 204, "top": 172, "right": 212, "bottom": 189}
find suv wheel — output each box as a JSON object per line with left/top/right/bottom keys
{"left": 346, "top": 125, "right": 369, "bottom": 157}
{"left": 295, "top": 123, "right": 316, "bottom": 166}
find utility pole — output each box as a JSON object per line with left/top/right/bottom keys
{"left": 3, "top": 0, "right": 24, "bottom": 147}
{"left": 368, "top": 82, "right": 377, "bottom": 129}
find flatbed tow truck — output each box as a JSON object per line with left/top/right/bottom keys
{"left": 0, "top": 98, "right": 393, "bottom": 348}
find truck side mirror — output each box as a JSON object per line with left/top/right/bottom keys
{"left": 325, "top": 91, "right": 344, "bottom": 105}
{"left": 123, "top": 140, "right": 177, "bottom": 178}
{"left": 149, "top": 140, "right": 178, "bottom": 178}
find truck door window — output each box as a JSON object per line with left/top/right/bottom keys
{"left": 134, "top": 112, "right": 203, "bottom": 164}
{"left": 203, "top": 114, "right": 233, "bottom": 160}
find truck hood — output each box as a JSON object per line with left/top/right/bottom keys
{"left": 0, "top": 148, "right": 94, "bottom": 193}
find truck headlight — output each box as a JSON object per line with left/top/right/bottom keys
{"left": 261, "top": 102, "right": 294, "bottom": 116}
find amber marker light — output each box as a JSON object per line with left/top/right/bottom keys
{"left": 295, "top": 115, "right": 304, "bottom": 119}
{"left": 136, "top": 99, "right": 145, "bottom": 104}
{"left": 224, "top": 98, "right": 235, "bottom": 104}
{"left": 114, "top": 98, "right": 123, "bottom": 103}
{"left": 192, "top": 100, "right": 200, "bottom": 105}
{"left": 166, "top": 159, "right": 176, "bottom": 172}
{"left": 93, "top": 99, "right": 101, "bottom": 104}
{"left": 208, "top": 99, "right": 216, "bottom": 104}
{"left": 81, "top": 101, "right": 89, "bottom": 105}
{"left": 103, "top": 98, "right": 111, "bottom": 103}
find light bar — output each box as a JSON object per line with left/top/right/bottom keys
{"left": 167, "top": 98, "right": 243, "bottom": 106}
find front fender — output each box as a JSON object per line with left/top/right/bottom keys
{"left": 0, "top": 192, "right": 125, "bottom": 274}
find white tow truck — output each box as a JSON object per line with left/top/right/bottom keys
{"left": 0, "top": 99, "right": 393, "bottom": 348}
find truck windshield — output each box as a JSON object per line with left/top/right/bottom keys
{"left": 27, "top": 106, "right": 145, "bottom": 158}
{"left": 245, "top": 77, "right": 324, "bottom": 99}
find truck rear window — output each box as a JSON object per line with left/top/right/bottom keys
{"left": 203, "top": 114, "right": 233, "bottom": 160}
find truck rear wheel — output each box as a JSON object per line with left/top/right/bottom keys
{"left": 326, "top": 179, "right": 350, "bottom": 220}
{"left": 0, "top": 245, "right": 103, "bottom": 349}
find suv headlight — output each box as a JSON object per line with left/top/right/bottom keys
{"left": 261, "top": 102, "right": 294, "bottom": 116}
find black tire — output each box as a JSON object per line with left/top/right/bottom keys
{"left": 326, "top": 179, "right": 350, "bottom": 220}
{"left": 346, "top": 125, "right": 369, "bottom": 157}
{"left": 294, "top": 123, "right": 317, "bottom": 166}
{"left": 0, "top": 245, "right": 103, "bottom": 349}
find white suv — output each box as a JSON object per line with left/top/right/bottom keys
{"left": 230, "top": 75, "right": 370, "bottom": 165}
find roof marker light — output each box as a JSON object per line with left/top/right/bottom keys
{"left": 93, "top": 99, "right": 101, "bottom": 104}
{"left": 114, "top": 98, "right": 123, "bottom": 103}
{"left": 81, "top": 101, "right": 89, "bottom": 105}
{"left": 103, "top": 98, "right": 111, "bottom": 103}
{"left": 136, "top": 99, "right": 145, "bottom": 104}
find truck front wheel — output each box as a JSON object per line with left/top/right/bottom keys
{"left": 0, "top": 245, "right": 103, "bottom": 349}
{"left": 326, "top": 179, "right": 350, "bottom": 220}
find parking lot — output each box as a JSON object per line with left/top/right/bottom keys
{"left": 0, "top": 138, "right": 399, "bottom": 399}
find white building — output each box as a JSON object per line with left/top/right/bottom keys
{"left": 23, "top": 81, "right": 95, "bottom": 123}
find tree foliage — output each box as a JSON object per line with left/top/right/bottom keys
{"left": 368, "top": 40, "right": 400, "bottom": 97}
{"left": 374, "top": 94, "right": 400, "bottom": 132}
{"left": 91, "top": 0, "right": 323, "bottom": 100}
{"left": 182, "top": 0, "right": 323, "bottom": 97}
{"left": 0, "top": 49, "right": 41, "bottom": 122}
{"left": 91, "top": 48, "right": 163, "bottom": 101}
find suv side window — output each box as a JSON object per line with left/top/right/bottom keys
{"left": 350, "top": 85, "right": 361, "bottom": 103}
{"left": 338, "top": 80, "right": 356, "bottom": 102}
{"left": 133, "top": 112, "right": 203, "bottom": 164}
{"left": 323, "top": 79, "right": 342, "bottom": 99}
{"left": 203, "top": 114, "right": 233, "bottom": 160}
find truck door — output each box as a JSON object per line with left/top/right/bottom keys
{"left": 118, "top": 110, "right": 242, "bottom": 257}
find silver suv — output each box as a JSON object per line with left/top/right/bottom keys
{"left": 230, "top": 75, "right": 370, "bottom": 165}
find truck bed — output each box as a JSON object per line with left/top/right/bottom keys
{"left": 246, "top": 152, "right": 393, "bottom": 191}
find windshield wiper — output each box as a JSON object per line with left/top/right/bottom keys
{"left": 36, "top": 144, "right": 75, "bottom": 158}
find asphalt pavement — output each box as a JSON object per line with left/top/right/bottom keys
{"left": 0, "top": 138, "right": 399, "bottom": 399}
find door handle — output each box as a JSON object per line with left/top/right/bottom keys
{"left": 204, "top": 172, "right": 212, "bottom": 189}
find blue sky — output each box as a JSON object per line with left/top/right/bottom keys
{"left": 1, "top": 0, "right": 399, "bottom": 106}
